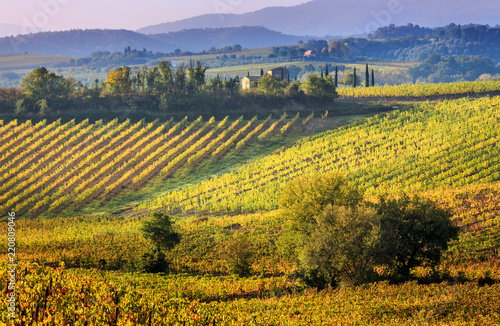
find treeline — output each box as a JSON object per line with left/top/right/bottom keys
{"left": 347, "top": 23, "right": 500, "bottom": 62}
{"left": 369, "top": 23, "right": 500, "bottom": 43}
{"left": 409, "top": 54, "right": 500, "bottom": 83}
{"left": 1, "top": 61, "right": 338, "bottom": 118}
{"left": 369, "top": 23, "right": 436, "bottom": 39}
{"left": 69, "top": 44, "right": 243, "bottom": 68}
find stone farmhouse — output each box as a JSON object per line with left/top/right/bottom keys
{"left": 241, "top": 66, "right": 289, "bottom": 90}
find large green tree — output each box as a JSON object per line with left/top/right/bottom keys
{"left": 300, "top": 74, "right": 336, "bottom": 97}
{"left": 374, "top": 196, "right": 460, "bottom": 278}
{"left": 279, "top": 173, "right": 460, "bottom": 288}
{"left": 258, "top": 74, "right": 284, "bottom": 95}
{"left": 21, "top": 67, "right": 76, "bottom": 112}
{"left": 278, "top": 173, "right": 366, "bottom": 287}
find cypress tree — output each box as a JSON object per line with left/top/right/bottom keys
{"left": 325, "top": 64, "right": 329, "bottom": 76}
{"left": 260, "top": 68, "right": 264, "bottom": 77}
{"left": 353, "top": 68, "right": 357, "bottom": 87}
{"left": 371, "top": 69, "right": 375, "bottom": 87}
{"left": 321, "top": 70, "right": 324, "bottom": 78}
{"left": 334, "top": 66, "right": 338, "bottom": 88}
{"left": 365, "top": 63, "right": 369, "bottom": 87}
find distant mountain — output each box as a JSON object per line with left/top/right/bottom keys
{"left": 0, "top": 23, "right": 43, "bottom": 38}
{"left": 150, "top": 26, "right": 304, "bottom": 51}
{"left": 0, "top": 29, "right": 159, "bottom": 57}
{"left": 137, "top": 0, "right": 500, "bottom": 37}
{"left": 0, "top": 27, "right": 307, "bottom": 57}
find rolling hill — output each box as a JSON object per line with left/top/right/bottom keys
{"left": 139, "top": 95, "right": 500, "bottom": 215}
{"left": 1, "top": 82, "right": 500, "bottom": 324}
{"left": 137, "top": 0, "right": 500, "bottom": 37}
{"left": 0, "top": 23, "right": 43, "bottom": 38}
{"left": 0, "top": 26, "right": 305, "bottom": 57}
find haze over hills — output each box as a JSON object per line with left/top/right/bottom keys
{"left": 0, "top": 23, "right": 43, "bottom": 38}
{"left": 0, "top": 27, "right": 305, "bottom": 57}
{"left": 137, "top": 0, "right": 500, "bottom": 37}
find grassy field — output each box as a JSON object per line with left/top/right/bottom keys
{"left": 0, "top": 53, "right": 71, "bottom": 69}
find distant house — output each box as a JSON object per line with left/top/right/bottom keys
{"left": 267, "top": 67, "right": 289, "bottom": 81}
{"left": 241, "top": 76, "right": 261, "bottom": 90}
{"left": 241, "top": 66, "right": 290, "bottom": 89}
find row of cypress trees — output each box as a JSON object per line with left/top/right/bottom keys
{"left": 322, "top": 63, "right": 376, "bottom": 88}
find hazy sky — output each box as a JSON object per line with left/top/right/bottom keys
{"left": 0, "top": 0, "right": 309, "bottom": 31}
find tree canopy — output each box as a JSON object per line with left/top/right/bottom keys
{"left": 20, "top": 67, "right": 77, "bottom": 112}
{"left": 300, "top": 74, "right": 336, "bottom": 97}
{"left": 374, "top": 196, "right": 460, "bottom": 278}
{"left": 279, "top": 172, "right": 460, "bottom": 288}
{"left": 141, "top": 212, "right": 181, "bottom": 252}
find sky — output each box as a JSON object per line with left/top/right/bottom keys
{"left": 0, "top": 0, "right": 309, "bottom": 32}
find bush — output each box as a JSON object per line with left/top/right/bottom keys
{"left": 141, "top": 212, "right": 181, "bottom": 251}
{"left": 279, "top": 173, "right": 459, "bottom": 288}
{"left": 138, "top": 247, "right": 169, "bottom": 274}
{"left": 139, "top": 212, "right": 181, "bottom": 273}
{"left": 374, "top": 195, "right": 460, "bottom": 279}
{"left": 225, "top": 235, "right": 253, "bottom": 277}
{"left": 298, "top": 205, "right": 381, "bottom": 287}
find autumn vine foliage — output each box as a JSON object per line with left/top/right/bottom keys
{"left": 141, "top": 96, "right": 500, "bottom": 215}
{"left": 0, "top": 113, "right": 309, "bottom": 216}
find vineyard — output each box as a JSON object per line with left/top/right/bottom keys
{"left": 3, "top": 180, "right": 500, "bottom": 324}
{"left": 2, "top": 91, "right": 500, "bottom": 324}
{"left": 337, "top": 79, "right": 500, "bottom": 99}
{"left": 0, "top": 113, "right": 307, "bottom": 216}
{"left": 139, "top": 96, "right": 500, "bottom": 215}
{"left": 2, "top": 259, "right": 500, "bottom": 325}
{"left": 11, "top": 183, "right": 500, "bottom": 275}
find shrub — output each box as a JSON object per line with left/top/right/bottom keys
{"left": 373, "top": 195, "right": 460, "bottom": 279}
{"left": 298, "top": 205, "right": 381, "bottom": 287}
{"left": 140, "top": 212, "right": 181, "bottom": 273}
{"left": 225, "top": 235, "right": 253, "bottom": 277}
{"left": 138, "top": 247, "right": 169, "bottom": 274}
{"left": 141, "top": 212, "right": 181, "bottom": 251}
